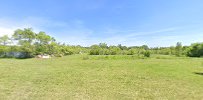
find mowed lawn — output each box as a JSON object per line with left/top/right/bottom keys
{"left": 0, "top": 55, "right": 203, "bottom": 100}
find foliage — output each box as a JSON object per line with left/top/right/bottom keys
{"left": 0, "top": 28, "right": 203, "bottom": 58}
{"left": 89, "top": 45, "right": 100, "bottom": 55}
{"left": 117, "top": 44, "right": 128, "bottom": 50}
{"left": 109, "top": 46, "right": 121, "bottom": 55}
{"left": 186, "top": 43, "right": 203, "bottom": 57}
{"left": 13, "top": 28, "right": 36, "bottom": 44}
{"left": 175, "top": 42, "right": 182, "bottom": 56}
{"left": 0, "top": 35, "right": 10, "bottom": 46}
{"left": 127, "top": 49, "right": 135, "bottom": 55}
{"left": 143, "top": 50, "right": 151, "bottom": 57}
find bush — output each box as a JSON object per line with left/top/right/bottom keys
{"left": 89, "top": 45, "right": 100, "bottom": 55}
{"left": 127, "top": 49, "right": 135, "bottom": 55}
{"left": 143, "top": 51, "right": 151, "bottom": 57}
{"left": 187, "top": 43, "right": 203, "bottom": 57}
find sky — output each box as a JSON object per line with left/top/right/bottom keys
{"left": 0, "top": 0, "right": 203, "bottom": 47}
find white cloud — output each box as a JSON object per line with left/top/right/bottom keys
{"left": 0, "top": 17, "right": 201, "bottom": 47}
{"left": 81, "top": 27, "right": 178, "bottom": 47}
{"left": 0, "top": 17, "right": 43, "bottom": 37}
{"left": 0, "top": 17, "right": 95, "bottom": 46}
{"left": 0, "top": 27, "right": 15, "bottom": 36}
{"left": 0, "top": 17, "right": 91, "bottom": 38}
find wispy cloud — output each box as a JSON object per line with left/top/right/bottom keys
{"left": 0, "top": 27, "right": 15, "bottom": 36}
{"left": 83, "top": 27, "right": 178, "bottom": 46}
{"left": 0, "top": 17, "right": 201, "bottom": 47}
{"left": 0, "top": 17, "right": 180, "bottom": 47}
{"left": 0, "top": 17, "right": 44, "bottom": 36}
{"left": 0, "top": 17, "right": 98, "bottom": 47}
{"left": 0, "top": 17, "right": 93, "bottom": 39}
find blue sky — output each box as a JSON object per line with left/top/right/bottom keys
{"left": 0, "top": 0, "right": 203, "bottom": 47}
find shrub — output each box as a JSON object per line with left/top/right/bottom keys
{"left": 143, "top": 51, "right": 151, "bottom": 57}
{"left": 127, "top": 49, "right": 135, "bottom": 55}
{"left": 187, "top": 43, "right": 203, "bottom": 57}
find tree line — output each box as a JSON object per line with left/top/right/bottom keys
{"left": 0, "top": 28, "right": 85, "bottom": 58}
{"left": 0, "top": 28, "right": 202, "bottom": 58}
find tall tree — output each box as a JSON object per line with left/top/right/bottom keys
{"left": 0, "top": 35, "right": 10, "bottom": 46}
{"left": 117, "top": 44, "right": 128, "bottom": 50}
{"left": 99, "top": 43, "right": 108, "bottom": 49}
{"left": 35, "top": 32, "right": 54, "bottom": 54}
{"left": 36, "top": 31, "right": 52, "bottom": 44}
{"left": 89, "top": 45, "right": 100, "bottom": 55}
{"left": 13, "top": 28, "right": 36, "bottom": 45}
{"left": 141, "top": 45, "right": 149, "bottom": 50}
{"left": 109, "top": 46, "right": 121, "bottom": 55}
{"left": 12, "top": 28, "right": 36, "bottom": 58}
{"left": 175, "top": 42, "right": 182, "bottom": 56}
{"left": 187, "top": 43, "right": 203, "bottom": 57}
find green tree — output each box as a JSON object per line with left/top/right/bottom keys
{"left": 175, "top": 42, "right": 182, "bottom": 56}
{"left": 35, "top": 31, "right": 54, "bottom": 54}
{"left": 0, "top": 45, "right": 9, "bottom": 57}
{"left": 143, "top": 50, "right": 151, "bottom": 57}
{"left": 60, "top": 45, "right": 74, "bottom": 55}
{"left": 89, "top": 45, "right": 100, "bottom": 55}
{"left": 13, "top": 28, "right": 36, "bottom": 45}
{"left": 117, "top": 44, "right": 128, "bottom": 50}
{"left": 109, "top": 46, "right": 121, "bottom": 55}
{"left": 0, "top": 35, "right": 10, "bottom": 46}
{"left": 36, "top": 32, "right": 53, "bottom": 44}
{"left": 169, "top": 46, "right": 175, "bottom": 55}
{"left": 141, "top": 45, "right": 149, "bottom": 50}
{"left": 99, "top": 43, "right": 108, "bottom": 49}
{"left": 187, "top": 43, "right": 203, "bottom": 57}
{"left": 47, "top": 42, "right": 63, "bottom": 56}
{"left": 127, "top": 49, "right": 135, "bottom": 55}
{"left": 0, "top": 35, "right": 11, "bottom": 57}
{"left": 12, "top": 28, "right": 36, "bottom": 58}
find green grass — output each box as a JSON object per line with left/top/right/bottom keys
{"left": 0, "top": 55, "right": 203, "bottom": 100}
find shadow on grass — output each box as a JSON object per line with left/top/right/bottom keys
{"left": 194, "top": 72, "right": 203, "bottom": 76}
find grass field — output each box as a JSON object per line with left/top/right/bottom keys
{"left": 0, "top": 55, "right": 203, "bottom": 100}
